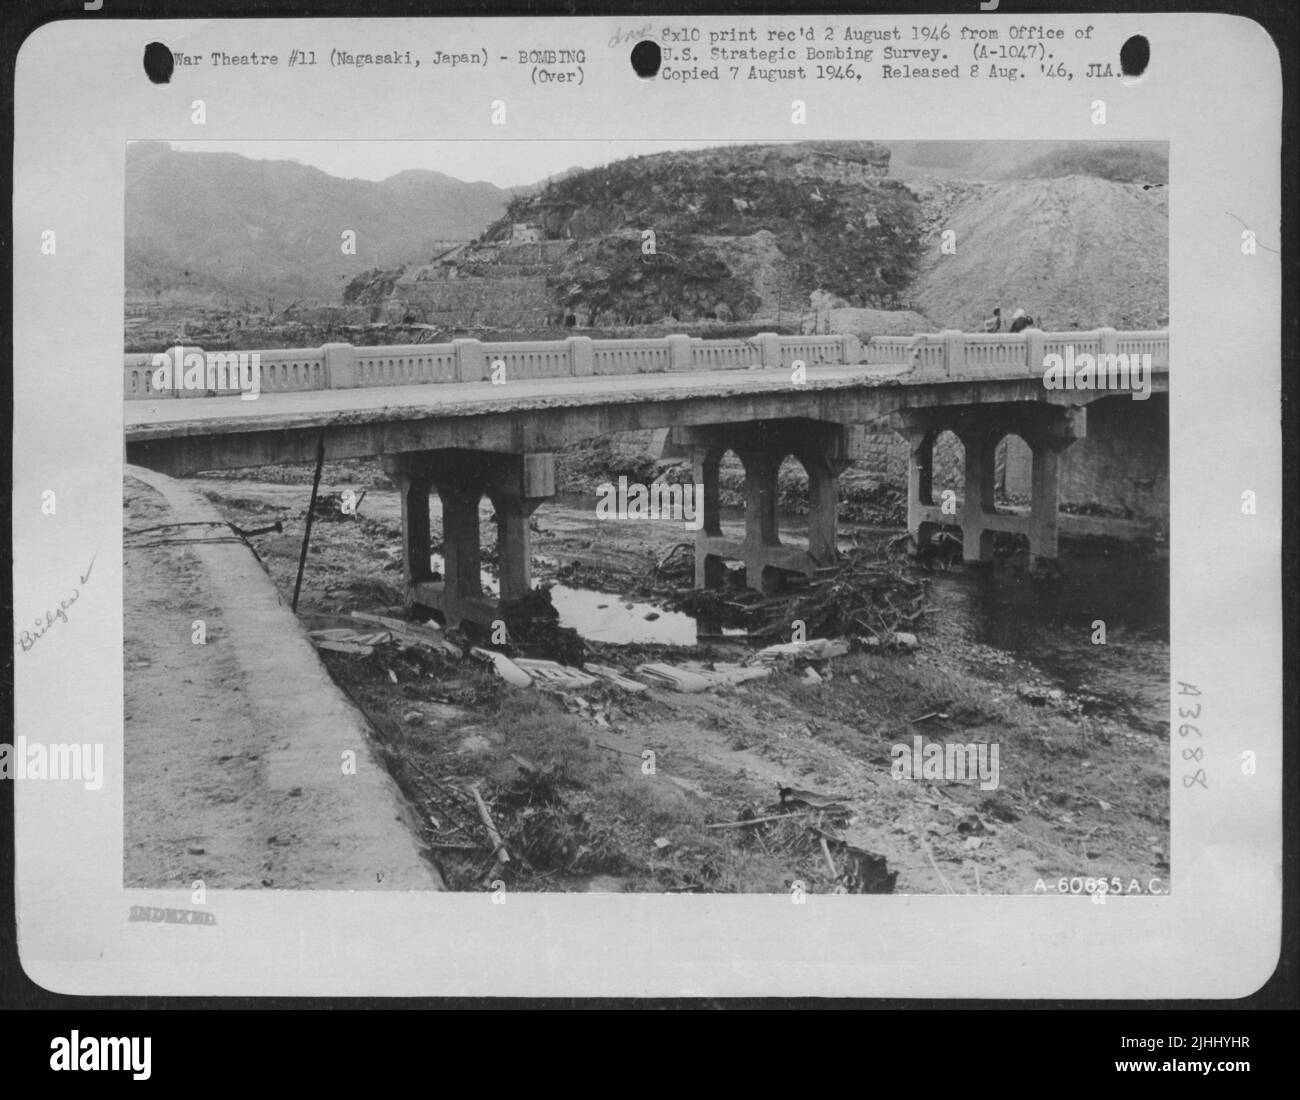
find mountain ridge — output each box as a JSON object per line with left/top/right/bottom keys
{"left": 125, "top": 142, "right": 511, "bottom": 306}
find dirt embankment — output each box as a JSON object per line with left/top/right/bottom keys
{"left": 904, "top": 176, "right": 1169, "bottom": 331}
{"left": 123, "top": 473, "right": 440, "bottom": 891}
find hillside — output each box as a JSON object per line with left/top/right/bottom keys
{"left": 904, "top": 175, "right": 1168, "bottom": 330}
{"left": 126, "top": 140, "right": 1169, "bottom": 340}
{"left": 441, "top": 141, "right": 1167, "bottom": 331}
{"left": 1013, "top": 144, "right": 1168, "bottom": 185}
{"left": 125, "top": 143, "right": 509, "bottom": 306}
{"left": 886, "top": 141, "right": 1168, "bottom": 184}
{"left": 497, "top": 142, "right": 923, "bottom": 326}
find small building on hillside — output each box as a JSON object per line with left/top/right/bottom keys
{"left": 510, "top": 223, "right": 542, "bottom": 244}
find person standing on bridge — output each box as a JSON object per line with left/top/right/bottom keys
{"left": 1008, "top": 307, "right": 1035, "bottom": 333}
{"left": 980, "top": 307, "right": 1002, "bottom": 333}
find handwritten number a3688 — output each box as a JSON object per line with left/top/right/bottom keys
{"left": 1176, "top": 682, "right": 1206, "bottom": 789}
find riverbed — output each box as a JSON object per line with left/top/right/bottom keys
{"left": 182, "top": 473, "right": 1171, "bottom": 895}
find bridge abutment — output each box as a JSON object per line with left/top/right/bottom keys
{"left": 380, "top": 450, "right": 555, "bottom": 628}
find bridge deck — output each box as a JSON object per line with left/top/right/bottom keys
{"left": 124, "top": 365, "right": 911, "bottom": 441}
{"left": 124, "top": 334, "right": 1167, "bottom": 477}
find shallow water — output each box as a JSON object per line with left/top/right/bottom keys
{"left": 921, "top": 546, "right": 1169, "bottom": 734}
{"left": 533, "top": 513, "right": 1168, "bottom": 734}
{"left": 430, "top": 551, "right": 709, "bottom": 646}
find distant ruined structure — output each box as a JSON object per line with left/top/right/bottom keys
{"left": 378, "top": 236, "right": 574, "bottom": 328}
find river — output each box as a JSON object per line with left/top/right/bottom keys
{"left": 543, "top": 496, "right": 1170, "bottom": 737}
{"left": 194, "top": 476, "right": 1170, "bottom": 738}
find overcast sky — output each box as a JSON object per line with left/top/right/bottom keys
{"left": 162, "top": 139, "right": 738, "bottom": 188}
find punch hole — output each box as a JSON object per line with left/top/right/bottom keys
{"left": 630, "top": 40, "right": 661, "bottom": 78}
{"left": 1119, "top": 35, "right": 1149, "bottom": 80}
{"left": 144, "top": 42, "right": 174, "bottom": 84}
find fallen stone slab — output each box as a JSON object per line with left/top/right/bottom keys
{"left": 513, "top": 658, "right": 598, "bottom": 689}
{"left": 582, "top": 663, "right": 649, "bottom": 694}
{"left": 681, "top": 661, "right": 773, "bottom": 687}
{"left": 634, "top": 663, "right": 715, "bottom": 694}
{"left": 469, "top": 646, "right": 531, "bottom": 688}
{"left": 859, "top": 631, "right": 920, "bottom": 651}
{"left": 753, "top": 638, "right": 851, "bottom": 662}
{"left": 316, "top": 639, "right": 377, "bottom": 656}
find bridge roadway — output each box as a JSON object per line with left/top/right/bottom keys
{"left": 122, "top": 363, "right": 1116, "bottom": 473}
{"left": 124, "top": 331, "right": 1168, "bottom": 627}
{"left": 126, "top": 363, "right": 924, "bottom": 471}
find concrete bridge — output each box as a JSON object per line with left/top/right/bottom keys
{"left": 124, "top": 328, "right": 1169, "bottom": 627}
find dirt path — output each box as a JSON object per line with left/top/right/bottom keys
{"left": 123, "top": 469, "right": 442, "bottom": 890}
{"left": 553, "top": 666, "right": 1167, "bottom": 896}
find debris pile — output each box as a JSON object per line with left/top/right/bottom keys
{"left": 492, "top": 587, "right": 587, "bottom": 668}
{"left": 313, "top": 603, "right": 872, "bottom": 708}
{"left": 310, "top": 612, "right": 462, "bottom": 659}
{"left": 414, "top": 757, "right": 627, "bottom": 889}
{"left": 672, "top": 547, "right": 930, "bottom": 645}
{"left": 310, "top": 604, "right": 902, "bottom": 894}
{"left": 634, "top": 662, "right": 767, "bottom": 693}
{"left": 755, "top": 549, "right": 930, "bottom": 643}
{"left": 704, "top": 798, "right": 897, "bottom": 894}
{"left": 310, "top": 490, "right": 366, "bottom": 521}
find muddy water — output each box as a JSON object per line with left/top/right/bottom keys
{"left": 432, "top": 551, "right": 704, "bottom": 646}
{"left": 546, "top": 499, "right": 1170, "bottom": 737}
{"left": 920, "top": 547, "right": 1169, "bottom": 736}
{"left": 545, "top": 583, "right": 705, "bottom": 645}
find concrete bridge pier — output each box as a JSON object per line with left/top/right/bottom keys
{"left": 891, "top": 406, "right": 1085, "bottom": 568}
{"left": 1027, "top": 436, "right": 1073, "bottom": 566}
{"left": 380, "top": 450, "right": 555, "bottom": 628}
{"left": 672, "top": 419, "right": 850, "bottom": 593}
{"left": 958, "top": 428, "right": 1000, "bottom": 565}
{"left": 895, "top": 420, "right": 940, "bottom": 559}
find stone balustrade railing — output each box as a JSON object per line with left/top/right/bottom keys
{"left": 123, "top": 328, "right": 1168, "bottom": 399}
{"left": 866, "top": 328, "right": 1170, "bottom": 379}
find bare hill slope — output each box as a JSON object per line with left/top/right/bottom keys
{"left": 905, "top": 175, "right": 1168, "bottom": 331}
{"left": 886, "top": 141, "right": 1168, "bottom": 184}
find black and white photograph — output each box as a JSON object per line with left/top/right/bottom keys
{"left": 7, "top": 9, "right": 1284, "bottom": 1012}
{"left": 122, "top": 137, "right": 1171, "bottom": 897}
